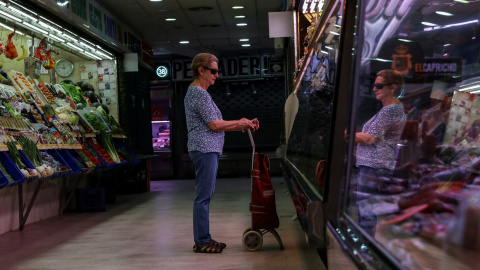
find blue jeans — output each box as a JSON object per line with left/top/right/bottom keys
{"left": 189, "top": 151, "right": 219, "bottom": 245}
{"left": 357, "top": 166, "right": 392, "bottom": 236}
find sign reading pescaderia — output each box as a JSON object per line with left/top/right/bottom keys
{"left": 170, "top": 55, "right": 282, "bottom": 81}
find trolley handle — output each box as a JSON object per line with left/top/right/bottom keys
{"left": 247, "top": 129, "right": 255, "bottom": 170}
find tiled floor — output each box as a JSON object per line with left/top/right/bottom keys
{"left": 0, "top": 177, "right": 325, "bottom": 270}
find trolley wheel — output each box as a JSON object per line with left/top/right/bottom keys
{"left": 242, "top": 229, "right": 263, "bottom": 251}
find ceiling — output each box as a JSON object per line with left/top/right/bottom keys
{"left": 99, "top": 0, "right": 287, "bottom": 58}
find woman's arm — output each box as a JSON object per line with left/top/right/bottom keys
{"left": 207, "top": 118, "right": 259, "bottom": 132}
{"left": 355, "top": 132, "right": 378, "bottom": 145}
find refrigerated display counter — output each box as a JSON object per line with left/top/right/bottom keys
{"left": 283, "top": 0, "right": 480, "bottom": 269}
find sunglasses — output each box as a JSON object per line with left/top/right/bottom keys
{"left": 373, "top": 83, "right": 392, "bottom": 89}
{"left": 203, "top": 66, "right": 218, "bottom": 75}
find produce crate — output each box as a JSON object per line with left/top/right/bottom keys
{"left": 114, "top": 140, "right": 140, "bottom": 166}
{"left": 56, "top": 149, "right": 82, "bottom": 176}
{"left": 18, "top": 150, "right": 40, "bottom": 183}
{"left": 0, "top": 151, "right": 25, "bottom": 188}
{"left": 76, "top": 188, "right": 106, "bottom": 212}
{"left": 67, "top": 149, "right": 94, "bottom": 175}
{"left": 45, "top": 150, "right": 72, "bottom": 179}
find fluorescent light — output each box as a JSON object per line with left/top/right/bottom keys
{"left": 241, "top": 44, "right": 250, "bottom": 47}
{"left": 165, "top": 18, "right": 176, "bottom": 21}
{"left": 66, "top": 42, "right": 85, "bottom": 52}
{"left": 80, "top": 51, "right": 102, "bottom": 60}
{"left": 329, "top": 31, "right": 340, "bottom": 35}
{"left": 57, "top": 1, "right": 69, "bottom": 6}
{"left": 62, "top": 33, "right": 77, "bottom": 42}
{"left": 325, "top": 46, "right": 334, "bottom": 50}
{"left": 96, "top": 47, "right": 114, "bottom": 58}
{"left": 239, "top": 39, "right": 249, "bottom": 42}
{"left": 8, "top": 6, "right": 37, "bottom": 22}
{"left": 0, "top": 10, "right": 22, "bottom": 22}
{"left": 94, "top": 51, "right": 113, "bottom": 60}
{"left": 454, "top": 0, "right": 469, "bottom": 3}
{"left": 152, "top": 121, "right": 169, "bottom": 123}
{"left": 398, "top": 39, "right": 413, "bottom": 42}
{"left": 321, "top": 50, "right": 329, "bottom": 54}
{"left": 179, "top": 41, "right": 189, "bottom": 44}
{"left": 80, "top": 41, "right": 96, "bottom": 51}
{"left": 0, "top": 22, "right": 22, "bottom": 35}
{"left": 236, "top": 23, "right": 247, "bottom": 26}
{"left": 234, "top": 15, "right": 245, "bottom": 18}
{"left": 232, "top": 6, "right": 244, "bottom": 9}
{"left": 0, "top": 1, "right": 6, "bottom": 6}
{"left": 459, "top": 84, "right": 480, "bottom": 91}
{"left": 48, "top": 34, "right": 65, "bottom": 42}
{"left": 421, "top": 22, "right": 438, "bottom": 26}
{"left": 444, "top": 20, "right": 477, "bottom": 28}
{"left": 39, "top": 21, "right": 62, "bottom": 34}
{"left": 150, "top": 0, "right": 162, "bottom": 1}
{"left": 23, "top": 22, "right": 48, "bottom": 35}
{"left": 435, "top": 11, "right": 453, "bottom": 16}
{"left": 334, "top": 24, "right": 341, "bottom": 28}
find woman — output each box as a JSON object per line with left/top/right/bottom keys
{"left": 184, "top": 53, "right": 259, "bottom": 253}
{"left": 355, "top": 69, "right": 406, "bottom": 235}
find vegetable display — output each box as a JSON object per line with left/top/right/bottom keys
{"left": 60, "top": 82, "right": 87, "bottom": 107}
{"left": 84, "top": 113, "right": 120, "bottom": 163}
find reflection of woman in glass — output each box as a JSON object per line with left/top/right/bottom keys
{"left": 355, "top": 69, "right": 406, "bottom": 235}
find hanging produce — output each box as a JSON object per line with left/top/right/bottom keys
{"left": 16, "top": 37, "right": 27, "bottom": 61}
{"left": 44, "top": 49, "right": 56, "bottom": 69}
{"left": 34, "top": 38, "right": 47, "bottom": 67}
{"left": 5, "top": 30, "right": 18, "bottom": 60}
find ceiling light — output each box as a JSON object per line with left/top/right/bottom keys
{"left": 232, "top": 6, "right": 244, "bottom": 9}
{"left": 48, "top": 34, "right": 65, "bottom": 42}
{"left": 39, "top": 21, "right": 62, "bottom": 34}
{"left": 57, "top": 0, "right": 69, "bottom": 6}
{"left": 0, "top": 22, "right": 23, "bottom": 35}
{"left": 95, "top": 50, "right": 113, "bottom": 60}
{"left": 329, "top": 31, "right": 340, "bottom": 35}
{"left": 179, "top": 41, "right": 189, "bottom": 44}
{"left": 325, "top": 46, "right": 334, "bottom": 50}
{"left": 239, "top": 39, "right": 249, "bottom": 42}
{"left": 444, "top": 20, "right": 477, "bottom": 28}
{"left": 165, "top": 18, "right": 176, "bottom": 21}
{"left": 61, "top": 33, "right": 77, "bottom": 42}
{"left": 453, "top": 0, "right": 469, "bottom": 3}
{"left": 150, "top": 0, "right": 162, "bottom": 1}
{"left": 0, "top": 10, "right": 22, "bottom": 22}
{"left": 80, "top": 41, "right": 96, "bottom": 51}
{"left": 66, "top": 42, "right": 85, "bottom": 52}
{"left": 80, "top": 51, "right": 102, "bottom": 60}
{"left": 241, "top": 44, "right": 250, "bottom": 47}
{"left": 0, "top": 1, "right": 5, "bottom": 6}
{"left": 234, "top": 15, "right": 245, "bottom": 18}
{"left": 236, "top": 23, "right": 247, "bottom": 26}
{"left": 8, "top": 6, "right": 37, "bottom": 22}
{"left": 435, "top": 11, "right": 453, "bottom": 16}
{"left": 421, "top": 22, "right": 438, "bottom": 26}
{"left": 398, "top": 39, "right": 413, "bottom": 42}
{"left": 23, "top": 22, "right": 48, "bottom": 35}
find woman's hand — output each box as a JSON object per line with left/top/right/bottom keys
{"left": 355, "top": 132, "right": 378, "bottom": 145}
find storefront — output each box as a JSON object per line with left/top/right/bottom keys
{"left": 0, "top": 0, "right": 152, "bottom": 234}
{"left": 283, "top": 0, "right": 480, "bottom": 268}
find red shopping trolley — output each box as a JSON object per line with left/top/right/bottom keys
{"left": 242, "top": 129, "right": 284, "bottom": 251}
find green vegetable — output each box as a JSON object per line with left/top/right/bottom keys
{"left": 17, "top": 137, "right": 43, "bottom": 167}
{"left": 6, "top": 141, "right": 25, "bottom": 169}
{"left": 84, "top": 113, "right": 120, "bottom": 163}
{"left": 0, "top": 161, "right": 15, "bottom": 183}
{"left": 60, "top": 83, "right": 87, "bottom": 107}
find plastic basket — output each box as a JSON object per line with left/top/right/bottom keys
{"left": 45, "top": 150, "right": 72, "bottom": 179}
{"left": 56, "top": 149, "right": 83, "bottom": 176}
{"left": 18, "top": 150, "right": 40, "bottom": 183}
{"left": 76, "top": 188, "right": 106, "bottom": 212}
{"left": 0, "top": 151, "right": 26, "bottom": 187}
{"left": 84, "top": 140, "right": 117, "bottom": 172}
{"left": 67, "top": 149, "right": 94, "bottom": 175}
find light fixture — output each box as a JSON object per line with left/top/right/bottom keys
{"left": 80, "top": 41, "right": 96, "bottom": 51}
{"left": 234, "top": 15, "right": 245, "bottom": 18}
{"left": 150, "top": 0, "right": 163, "bottom": 1}
{"left": 96, "top": 46, "right": 114, "bottom": 58}
{"left": 61, "top": 33, "right": 77, "bottom": 42}
{"left": 444, "top": 20, "right": 477, "bottom": 28}
{"left": 241, "top": 44, "right": 250, "bottom": 47}
{"left": 236, "top": 23, "right": 247, "bottom": 26}
{"left": 325, "top": 46, "right": 334, "bottom": 50}
{"left": 0, "top": 10, "right": 22, "bottom": 22}
{"left": 0, "top": 22, "right": 23, "bottom": 35}
{"left": 421, "top": 22, "right": 438, "bottom": 26}
{"left": 179, "top": 41, "right": 189, "bottom": 44}
{"left": 232, "top": 6, "right": 244, "bottom": 9}
{"left": 453, "top": 0, "right": 469, "bottom": 3}
{"left": 398, "top": 39, "right": 413, "bottom": 42}
{"left": 39, "top": 21, "right": 62, "bottom": 34}
{"left": 239, "top": 39, "right": 249, "bottom": 42}
{"left": 80, "top": 50, "right": 102, "bottom": 60}
{"left": 0, "top": 1, "right": 6, "bottom": 6}
{"left": 8, "top": 6, "right": 37, "bottom": 22}
{"left": 435, "top": 11, "right": 453, "bottom": 16}
{"left": 56, "top": 0, "right": 69, "bottom": 6}
{"left": 66, "top": 42, "right": 85, "bottom": 52}
{"left": 48, "top": 34, "right": 65, "bottom": 42}
{"left": 165, "top": 18, "right": 176, "bottom": 21}
{"left": 95, "top": 50, "right": 113, "bottom": 60}
{"left": 23, "top": 22, "right": 48, "bottom": 35}
{"left": 329, "top": 31, "right": 340, "bottom": 35}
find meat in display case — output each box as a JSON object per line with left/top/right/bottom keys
{"left": 283, "top": 0, "right": 480, "bottom": 269}
{"left": 152, "top": 121, "right": 170, "bottom": 151}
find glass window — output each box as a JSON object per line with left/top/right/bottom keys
{"left": 286, "top": 7, "right": 344, "bottom": 194}
{"left": 345, "top": 1, "right": 480, "bottom": 268}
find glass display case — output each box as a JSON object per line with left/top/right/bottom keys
{"left": 283, "top": 0, "right": 480, "bottom": 268}
{"left": 152, "top": 120, "right": 170, "bottom": 152}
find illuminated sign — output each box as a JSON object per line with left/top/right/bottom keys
{"left": 156, "top": 65, "right": 169, "bottom": 78}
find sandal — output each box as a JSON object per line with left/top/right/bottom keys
{"left": 209, "top": 239, "right": 226, "bottom": 249}
{"left": 193, "top": 242, "right": 223, "bottom": 253}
